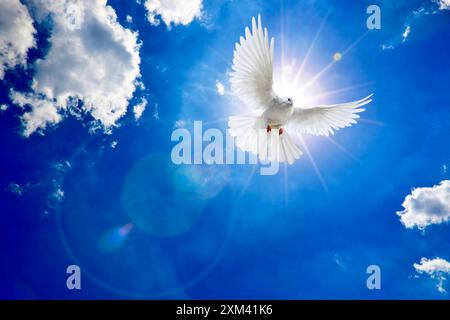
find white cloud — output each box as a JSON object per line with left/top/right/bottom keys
{"left": 434, "top": 0, "right": 450, "bottom": 10}
{"left": 52, "top": 188, "right": 65, "bottom": 201}
{"left": 144, "top": 0, "right": 203, "bottom": 27}
{"left": 10, "top": 0, "right": 141, "bottom": 137}
{"left": 0, "top": 104, "right": 8, "bottom": 111}
{"left": 0, "top": 0, "right": 36, "bottom": 80}
{"left": 54, "top": 161, "right": 71, "bottom": 173}
{"left": 5, "top": 183, "right": 24, "bottom": 195}
{"left": 381, "top": 44, "right": 395, "bottom": 51}
{"left": 153, "top": 103, "right": 160, "bottom": 120}
{"left": 11, "top": 91, "right": 63, "bottom": 136}
{"left": 402, "top": 25, "right": 411, "bottom": 42}
{"left": 216, "top": 80, "right": 225, "bottom": 96}
{"left": 136, "top": 79, "right": 146, "bottom": 90}
{"left": 126, "top": 14, "right": 133, "bottom": 23}
{"left": 133, "top": 97, "right": 148, "bottom": 120}
{"left": 46, "top": 161, "right": 71, "bottom": 210}
{"left": 414, "top": 257, "right": 450, "bottom": 293}
{"left": 381, "top": 0, "right": 450, "bottom": 50}
{"left": 397, "top": 180, "right": 450, "bottom": 230}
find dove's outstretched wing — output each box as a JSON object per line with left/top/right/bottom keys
{"left": 230, "top": 15, "right": 274, "bottom": 109}
{"left": 287, "top": 94, "right": 373, "bottom": 136}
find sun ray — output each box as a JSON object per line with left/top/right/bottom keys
{"left": 299, "top": 30, "right": 370, "bottom": 94}
{"left": 280, "top": 0, "right": 286, "bottom": 84}
{"left": 326, "top": 136, "right": 361, "bottom": 163}
{"left": 298, "top": 61, "right": 334, "bottom": 95}
{"left": 297, "top": 134, "right": 329, "bottom": 192}
{"left": 300, "top": 81, "right": 375, "bottom": 104}
{"left": 358, "top": 118, "right": 386, "bottom": 127}
{"left": 239, "top": 164, "right": 258, "bottom": 198}
{"left": 341, "top": 30, "right": 370, "bottom": 56}
{"left": 284, "top": 162, "right": 289, "bottom": 208}
{"left": 292, "top": 11, "right": 330, "bottom": 89}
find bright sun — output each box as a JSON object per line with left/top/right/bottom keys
{"left": 273, "top": 61, "right": 323, "bottom": 108}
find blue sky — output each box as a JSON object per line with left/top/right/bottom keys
{"left": 0, "top": 0, "right": 450, "bottom": 299}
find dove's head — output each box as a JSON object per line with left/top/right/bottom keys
{"left": 281, "top": 96, "right": 294, "bottom": 107}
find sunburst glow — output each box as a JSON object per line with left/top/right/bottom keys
{"left": 273, "top": 64, "right": 323, "bottom": 108}
{"left": 270, "top": 13, "right": 373, "bottom": 187}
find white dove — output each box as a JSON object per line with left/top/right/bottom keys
{"left": 228, "top": 15, "right": 373, "bottom": 164}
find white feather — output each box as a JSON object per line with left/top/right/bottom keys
{"left": 230, "top": 14, "right": 274, "bottom": 110}
{"left": 228, "top": 115, "right": 302, "bottom": 165}
{"left": 287, "top": 95, "right": 373, "bottom": 136}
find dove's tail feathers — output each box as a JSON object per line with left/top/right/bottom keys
{"left": 266, "top": 130, "right": 303, "bottom": 164}
{"left": 285, "top": 133, "right": 303, "bottom": 164}
{"left": 228, "top": 115, "right": 302, "bottom": 165}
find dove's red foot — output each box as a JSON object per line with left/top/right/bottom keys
{"left": 266, "top": 125, "right": 272, "bottom": 133}
{"left": 279, "top": 128, "right": 284, "bottom": 135}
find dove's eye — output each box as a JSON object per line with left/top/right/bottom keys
{"left": 287, "top": 98, "right": 292, "bottom": 102}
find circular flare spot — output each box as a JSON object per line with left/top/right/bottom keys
{"left": 333, "top": 52, "right": 342, "bottom": 62}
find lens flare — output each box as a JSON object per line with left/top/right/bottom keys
{"left": 333, "top": 52, "right": 342, "bottom": 61}
{"left": 121, "top": 154, "right": 230, "bottom": 237}
{"left": 98, "top": 223, "right": 134, "bottom": 253}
